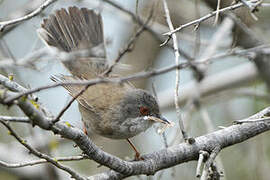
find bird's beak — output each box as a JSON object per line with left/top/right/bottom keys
{"left": 160, "top": 116, "right": 170, "bottom": 124}
{"left": 146, "top": 116, "right": 172, "bottom": 125}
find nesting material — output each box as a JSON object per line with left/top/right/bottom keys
{"left": 144, "top": 116, "right": 175, "bottom": 134}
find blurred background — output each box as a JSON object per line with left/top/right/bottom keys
{"left": 0, "top": 0, "right": 270, "bottom": 179}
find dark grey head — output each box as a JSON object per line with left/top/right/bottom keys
{"left": 119, "top": 89, "right": 161, "bottom": 120}
{"left": 106, "top": 88, "right": 169, "bottom": 139}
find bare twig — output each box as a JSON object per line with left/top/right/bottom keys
{"left": 201, "top": 146, "right": 221, "bottom": 180}
{"left": 52, "top": 85, "right": 90, "bottom": 124}
{"left": 0, "top": 0, "right": 50, "bottom": 38}
{"left": 3, "top": 44, "right": 270, "bottom": 104}
{"left": 103, "top": 5, "right": 154, "bottom": 75}
{"left": 234, "top": 117, "right": 270, "bottom": 124}
{"left": 214, "top": 0, "right": 221, "bottom": 25}
{"left": 0, "top": 116, "right": 30, "bottom": 123}
{"left": 198, "top": 44, "right": 269, "bottom": 63}
{"left": 197, "top": 17, "right": 234, "bottom": 69}
{"left": 162, "top": 0, "right": 188, "bottom": 140}
{"left": 101, "top": 0, "right": 193, "bottom": 61}
{"left": 0, "top": 0, "right": 57, "bottom": 32}
{"left": 160, "top": 62, "right": 256, "bottom": 108}
{"left": 240, "top": 0, "right": 262, "bottom": 12}
{"left": 159, "top": 43, "right": 270, "bottom": 109}
{"left": 0, "top": 48, "right": 47, "bottom": 69}
{"left": 0, "top": 155, "right": 86, "bottom": 168}
{"left": 196, "top": 151, "right": 209, "bottom": 178}
{"left": 199, "top": 108, "right": 226, "bottom": 179}
{"left": 164, "top": 1, "right": 247, "bottom": 36}
{"left": 0, "top": 120, "right": 86, "bottom": 180}
{"left": 1, "top": 43, "right": 268, "bottom": 107}
{"left": 0, "top": 47, "right": 103, "bottom": 69}
{"left": 2, "top": 61, "right": 192, "bottom": 103}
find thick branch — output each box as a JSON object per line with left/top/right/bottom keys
{"left": 0, "top": 84, "right": 270, "bottom": 179}
{"left": 88, "top": 107, "right": 270, "bottom": 179}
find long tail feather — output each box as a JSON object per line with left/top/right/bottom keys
{"left": 38, "top": 6, "right": 107, "bottom": 78}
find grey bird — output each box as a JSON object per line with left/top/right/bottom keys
{"left": 38, "top": 6, "right": 171, "bottom": 159}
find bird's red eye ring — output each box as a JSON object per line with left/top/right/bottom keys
{"left": 140, "top": 107, "right": 149, "bottom": 116}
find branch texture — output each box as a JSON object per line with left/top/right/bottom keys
{"left": 0, "top": 80, "right": 270, "bottom": 179}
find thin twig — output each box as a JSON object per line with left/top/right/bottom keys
{"left": 0, "top": 155, "right": 86, "bottom": 168}
{"left": 135, "top": 0, "right": 139, "bottom": 16}
{"left": 201, "top": 146, "right": 221, "bottom": 180}
{"left": 214, "top": 0, "right": 221, "bottom": 25}
{"left": 0, "top": 0, "right": 57, "bottom": 32}
{"left": 0, "top": 48, "right": 48, "bottom": 69}
{"left": 198, "top": 44, "right": 270, "bottom": 63}
{"left": 199, "top": 108, "right": 226, "bottom": 179}
{"left": 162, "top": 0, "right": 188, "bottom": 140}
{"left": 192, "top": 0, "right": 203, "bottom": 80}
{"left": 103, "top": 5, "right": 154, "bottom": 75}
{"left": 234, "top": 117, "right": 270, "bottom": 124}
{"left": 196, "top": 151, "right": 209, "bottom": 178}
{"left": 0, "top": 120, "right": 86, "bottom": 180}
{"left": 101, "top": 0, "right": 193, "bottom": 61}
{"left": 2, "top": 44, "right": 270, "bottom": 104}
{"left": 2, "top": 61, "right": 191, "bottom": 103}
{"left": 240, "top": 0, "right": 262, "bottom": 12}
{"left": 52, "top": 85, "right": 90, "bottom": 124}
{"left": 164, "top": 1, "right": 247, "bottom": 36}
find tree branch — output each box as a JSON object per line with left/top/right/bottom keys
{"left": 1, "top": 80, "right": 270, "bottom": 179}
{"left": 0, "top": 120, "right": 85, "bottom": 180}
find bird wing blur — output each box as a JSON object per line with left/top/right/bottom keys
{"left": 39, "top": 7, "right": 131, "bottom": 121}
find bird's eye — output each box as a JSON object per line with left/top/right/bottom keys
{"left": 140, "top": 106, "right": 149, "bottom": 116}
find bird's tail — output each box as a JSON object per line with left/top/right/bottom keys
{"left": 38, "top": 6, "right": 107, "bottom": 78}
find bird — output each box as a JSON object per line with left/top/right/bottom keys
{"left": 38, "top": 6, "right": 172, "bottom": 159}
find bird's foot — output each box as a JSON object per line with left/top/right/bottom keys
{"left": 135, "top": 152, "right": 144, "bottom": 161}
{"left": 83, "top": 126, "right": 88, "bottom": 135}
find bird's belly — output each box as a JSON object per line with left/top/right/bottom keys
{"left": 80, "top": 106, "right": 153, "bottom": 139}
{"left": 94, "top": 121, "right": 153, "bottom": 139}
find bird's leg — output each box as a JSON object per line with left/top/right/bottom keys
{"left": 83, "top": 125, "right": 88, "bottom": 135}
{"left": 126, "top": 139, "right": 144, "bottom": 160}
